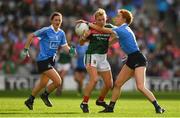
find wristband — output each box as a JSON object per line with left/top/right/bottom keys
{"left": 69, "top": 46, "right": 75, "bottom": 56}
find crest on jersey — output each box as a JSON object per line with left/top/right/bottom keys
{"left": 50, "top": 41, "right": 59, "bottom": 49}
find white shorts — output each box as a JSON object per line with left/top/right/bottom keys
{"left": 84, "top": 54, "right": 111, "bottom": 72}
{"left": 56, "top": 63, "right": 71, "bottom": 71}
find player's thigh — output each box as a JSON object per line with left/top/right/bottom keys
{"left": 134, "top": 66, "right": 146, "bottom": 87}
{"left": 99, "top": 70, "right": 113, "bottom": 87}
{"left": 44, "top": 68, "right": 61, "bottom": 84}
{"left": 86, "top": 65, "right": 98, "bottom": 81}
{"left": 39, "top": 74, "right": 50, "bottom": 85}
{"left": 115, "top": 64, "right": 134, "bottom": 86}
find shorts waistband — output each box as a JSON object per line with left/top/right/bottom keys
{"left": 128, "top": 51, "right": 141, "bottom": 56}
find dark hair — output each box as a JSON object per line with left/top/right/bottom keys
{"left": 118, "top": 9, "right": 133, "bottom": 25}
{"left": 50, "top": 12, "right": 62, "bottom": 21}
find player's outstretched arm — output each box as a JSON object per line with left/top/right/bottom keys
{"left": 88, "top": 23, "right": 114, "bottom": 34}
{"left": 24, "top": 33, "right": 34, "bottom": 49}
{"left": 21, "top": 33, "right": 35, "bottom": 59}
{"left": 75, "top": 19, "right": 113, "bottom": 34}
{"left": 24, "top": 33, "right": 35, "bottom": 49}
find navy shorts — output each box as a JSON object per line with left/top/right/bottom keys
{"left": 75, "top": 67, "right": 87, "bottom": 73}
{"left": 126, "top": 51, "right": 147, "bottom": 70}
{"left": 37, "top": 57, "right": 55, "bottom": 74}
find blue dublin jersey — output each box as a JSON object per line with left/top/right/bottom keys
{"left": 34, "top": 25, "right": 67, "bottom": 61}
{"left": 112, "top": 23, "right": 139, "bottom": 55}
{"left": 76, "top": 44, "right": 88, "bottom": 69}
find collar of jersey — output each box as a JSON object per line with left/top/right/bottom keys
{"left": 120, "top": 23, "right": 128, "bottom": 27}
{"left": 50, "top": 25, "right": 60, "bottom": 33}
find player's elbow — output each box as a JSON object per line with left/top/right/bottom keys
{"left": 28, "top": 33, "right": 34, "bottom": 38}
{"left": 27, "top": 33, "right": 35, "bottom": 41}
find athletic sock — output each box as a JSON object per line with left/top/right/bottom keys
{"left": 44, "top": 90, "right": 49, "bottom": 96}
{"left": 82, "top": 96, "right": 89, "bottom": 103}
{"left": 109, "top": 101, "right": 116, "bottom": 109}
{"left": 29, "top": 95, "right": 35, "bottom": 101}
{"left": 152, "top": 100, "right": 160, "bottom": 109}
{"left": 98, "top": 96, "right": 105, "bottom": 101}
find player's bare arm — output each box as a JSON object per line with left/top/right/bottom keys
{"left": 62, "top": 44, "right": 76, "bottom": 57}
{"left": 75, "top": 19, "right": 113, "bottom": 34}
{"left": 89, "top": 23, "right": 113, "bottom": 34}
{"left": 21, "top": 33, "right": 35, "bottom": 58}
{"left": 62, "top": 44, "right": 70, "bottom": 53}
{"left": 79, "top": 30, "right": 90, "bottom": 45}
{"left": 24, "top": 33, "right": 35, "bottom": 49}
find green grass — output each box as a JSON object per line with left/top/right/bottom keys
{"left": 0, "top": 90, "right": 180, "bottom": 117}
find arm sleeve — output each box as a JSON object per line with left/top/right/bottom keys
{"left": 33, "top": 27, "right": 48, "bottom": 39}
{"left": 105, "top": 23, "right": 118, "bottom": 28}
{"left": 112, "top": 27, "right": 119, "bottom": 39}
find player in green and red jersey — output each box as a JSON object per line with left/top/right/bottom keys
{"left": 79, "top": 8, "right": 117, "bottom": 113}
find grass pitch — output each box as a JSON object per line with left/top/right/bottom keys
{"left": 0, "top": 90, "right": 179, "bottom": 117}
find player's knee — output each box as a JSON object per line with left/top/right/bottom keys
{"left": 54, "top": 79, "right": 61, "bottom": 87}
{"left": 137, "top": 84, "right": 145, "bottom": 92}
{"left": 114, "top": 81, "right": 122, "bottom": 88}
{"left": 90, "top": 78, "right": 98, "bottom": 85}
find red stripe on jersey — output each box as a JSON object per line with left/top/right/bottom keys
{"left": 90, "top": 28, "right": 105, "bottom": 34}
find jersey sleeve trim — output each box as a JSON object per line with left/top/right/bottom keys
{"left": 112, "top": 28, "right": 119, "bottom": 38}
{"left": 33, "top": 27, "right": 49, "bottom": 40}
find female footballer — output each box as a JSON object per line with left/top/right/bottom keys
{"left": 79, "top": 8, "right": 114, "bottom": 113}
{"left": 23, "top": 12, "right": 75, "bottom": 110}
{"left": 85, "top": 9, "right": 165, "bottom": 113}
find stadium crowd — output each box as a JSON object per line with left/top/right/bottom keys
{"left": 0, "top": 0, "right": 179, "bottom": 80}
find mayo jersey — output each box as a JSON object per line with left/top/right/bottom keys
{"left": 33, "top": 25, "right": 67, "bottom": 61}
{"left": 86, "top": 24, "right": 114, "bottom": 54}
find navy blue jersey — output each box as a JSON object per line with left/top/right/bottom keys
{"left": 112, "top": 23, "right": 139, "bottom": 55}
{"left": 33, "top": 25, "right": 67, "bottom": 61}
